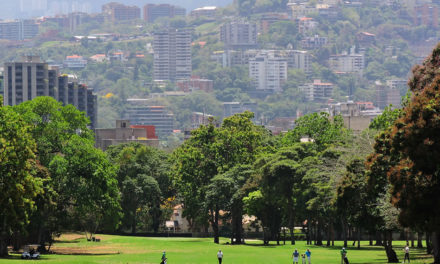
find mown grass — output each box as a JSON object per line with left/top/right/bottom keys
{"left": 0, "top": 234, "right": 434, "bottom": 264}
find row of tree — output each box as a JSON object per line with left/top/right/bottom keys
{"left": 2, "top": 45, "right": 440, "bottom": 263}
{"left": 0, "top": 96, "right": 171, "bottom": 256}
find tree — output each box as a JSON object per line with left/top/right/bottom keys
{"left": 107, "top": 143, "right": 171, "bottom": 233}
{"left": 368, "top": 44, "right": 440, "bottom": 263}
{"left": 0, "top": 103, "right": 43, "bottom": 256}
{"left": 49, "top": 136, "right": 121, "bottom": 240}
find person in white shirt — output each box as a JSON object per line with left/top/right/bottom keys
{"left": 217, "top": 249, "right": 223, "bottom": 264}
{"left": 403, "top": 244, "right": 410, "bottom": 263}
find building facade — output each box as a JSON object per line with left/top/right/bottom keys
{"left": 220, "top": 20, "right": 258, "bottom": 49}
{"left": 329, "top": 47, "right": 365, "bottom": 75}
{"left": 95, "top": 120, "right": 159, "bottom": 150}
{"left": 0, "top": 19, "right": 39, "bottom": 40}
{"left": 249, "top": 51, "right": 287, "bottom": 92}
{"left": 300, "top": 80, "right": 333, "bottom": 102}
{"left": 102, "top": 2, "right": 140, "bottom": 22}
{"left": 190, "top": 6, "right": 217, "bottom": 19}
{"left": 153, "top": 28, "right": 192, "bottom": 81}
{"left": 177, "top": 77, "right": 214, "bottom": 93}
{"left": 3, "top": 57, "right": 97, "bottom": 128}
{"left": 125, "top": 100, "right": 174, "bottom": 136}
{"left": 143, "top": 4, "right": 185, "bottom": 23}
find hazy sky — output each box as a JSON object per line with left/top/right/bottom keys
{"left": 0, "top": 0, "right": 233, "bottom": 19}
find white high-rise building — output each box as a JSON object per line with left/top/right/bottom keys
{"left": 329, "top": 47, "right": 365, "bottom": 75}
{"left": 153, "top": 28, "right": 192, "bottom": 82}
{"left": 249, "top": 51, "right": 287, "bottom": 92}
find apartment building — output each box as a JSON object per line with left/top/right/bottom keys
{"left": 249, "top": 51, "right": 287, "bottom": 92}
{"left": 376, "top": 81, "right": 401, "bottom": 109}
{"left": 177, "top": 77, "right": 214, "bottom": 93}
{"left": 190, "top": 6, "right": 217, "bottom": 19}
{"left": 3, "top": 56, "right": 97, "bottom": 128}
{"left": 300, "top": 80, "right": 333, "bottom": 102}
{"left": 143, "top": 4, "right": 185, "bottom": 23}
{"left": 329, "top": 47, "right": 365, "bottom": 75}
{"left": 95, "top": 120, "right": 159, "bottom": 150}
{"left": 125, "top": 100, "right": 174, "bottom": 136}
{"left": 414, "top": 4, "right": 439, "bottom": 28}
{"left": 102, "top": 2, "right": 140, "bottom": 22}
{"left": 0, "top": 20, "right": 39, "bottom": 40}
{"left": 301, "top": 35, "right": 328, "bottom": 49}
{"left": 223, "top": 102, "right": 258, "bottom": 118}
{"left": 153, "top": 28, "right": 192, "bottom": 81}
{"left": 220, "top": 20, "right": 258, "bottom": 49}
{"left": 63, "top": 55, "right": 88, "bottom": 69}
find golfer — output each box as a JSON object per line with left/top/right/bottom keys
{"left": 161, "top": 251, "right": 167, "bottom": 264}
{"left": 341, "top": 247, "right": 349, "bottom": 264}
{"left": 305, "top": 249, "right": 311, "bottom": 264}
{"left": 403, "top": 244, "right": 410, "bottom": 263}
{"left": 292, "top": 249, "right": 300, "bottom": 264}
{"left": 217, "top": 249, "right": 223, "bottom": 264}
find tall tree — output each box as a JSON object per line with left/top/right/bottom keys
{"left": 0, "top": 103, "right": 42, "bottom": 256}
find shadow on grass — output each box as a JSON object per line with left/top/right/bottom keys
{"left": 53, "top": 240, "right": 81, "bottom": 244}
{"left": 53, "top": 252, "right": 120, "bottom": 256}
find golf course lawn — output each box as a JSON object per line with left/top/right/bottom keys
{"left": 0, "top": 233, "right": 434, "bottom": 264}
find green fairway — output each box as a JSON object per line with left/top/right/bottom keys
{"left": 0, "top": 234, "right": 433, "bottom": 264}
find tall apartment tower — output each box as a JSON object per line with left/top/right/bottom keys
{"left": 0, "top": 20, "right": 39, "bottom": 40}
{"left": 153, "top": 28, "right": 192, "bottom": 81}
{"left": 3, "top": 57, "right": 97, "bottom": 128}
{"left": 143, "top": 4, "right": 186, "bottom": 23}
{"left": 249, "top": 52, "right": 287, "bottom": 92}
{"left": 220, "top": 20, "right": 258, "bottom": 49}
{"left": 102, "top": 2, "right": 140, "bottom": 22}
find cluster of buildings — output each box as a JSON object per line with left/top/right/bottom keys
{"left": 2, "top": 56, "right": 97, "bottom": 128}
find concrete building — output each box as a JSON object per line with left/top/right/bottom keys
{"left": 220, "top": 20, "right": 258, "bottom": 49}
{"left": 177, "top": 77, "right": 213, "bottom": 93}
{"left": 298, "top": 17, "right": 318, "bottom": 34}
{"left": 190, "top": 6, "right": 217, "bottom": 19}
{"left": 414, "top": 4, "right": 439, "bottom": 28}
{"left": 125, "top": 100, "right": 174, "bottom": 136}
{"left": 328, "top": 101, "right": 381, "bottom": 131}
{"left": 63, "top": 55, "right": 87, "bottom": 69}
{"left": 143, "top": 4, "right": 185, "bottom": 23}
{"left": 329, "top": 47, "right": 365, "bottom": 75}
{"left": 300, "top": 80, "right": 333, "bottom": 102}
{"left": 301, "top": 35, "right": 328, "bottom": 49}
{"left": 249, "top": 51, "right": 288, "bottom": 92}
{"left": 288, "top": 2, "right": 317, "bottom": 20}
{"left": 0, "top": 20, "right": 39, "bottom": 40}
{"left": 286, "top": 50, "right": 312, "bottom": 74}
{"left": 95, "top": 120, "right": 159, "bottom": 150}
{"left": 223, "top": 102, "right": 258, "bottom": 118}
{"left": 102, "top": 2, "right": 140, "bottom": 22}
{"left": 3, "top": 57, "right": 97, "bottom": 128}
{"left": 153, "top": 28, "right": 192, "bottom": 82}
{"left": 376, "top": 81, "right": 401, "bottom": 109}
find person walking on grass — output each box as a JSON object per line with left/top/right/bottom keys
{"left": 341, "top": 247, "right": 349, "bottom": 264}
{"left": 403, "top": 244, "right": 410, "bottom": 263}
{"left": 301, "top": 254, "right": 306, "bottom": 264}
{"left": 217, "top": 249, "right": 223, "bottom": 264}
{"left": 305, "top": 249, "right": 311, "bottom": 264}
{"left": 292, "top": 249, "right": 300, "bottom": 264}
{"left": 161, "top": 251, "right": 167, "bottom": 264}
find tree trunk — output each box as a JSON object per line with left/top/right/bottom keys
{"left": 427, "top": 232, "right": 432, "bottom": 254}
{"left": 417, "top": 232, "right": 423, "bottom": 248}
{"left": 369, "top": 232, "right": 373, "bottom": 246}
{"left": 357, "top": 228, "right": 361, "bottom": 249}
{"left": 231, "top": 206, "right": 243, "bottom": 244}
{"left": 306, "top": 221, "right": 311, "bottom": 245}
{"left": 288, "top": 206, "right": 295, "bottom": 245}
{"left": 410, "top": 231, "right": 415, "bottom": 248}
{"left": 384, "top": 231, "right": 399, "bottom": 263}
{"left": 212, "top": 208, "right": 220, "bottom": 244}
{"left": 341, "top": 218, "right": 347, "bottom": 248}
{"left": 131, "top": 208, "right": 136, "bottom": 234}
{"left": 431, "top": 231, "right": 440, "bottom": 264}
{"left": 316, "top": 221, "right": 323, "bottom": 246}
{"left": 327, "top": 224, "right": 331, "bottom": 246}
